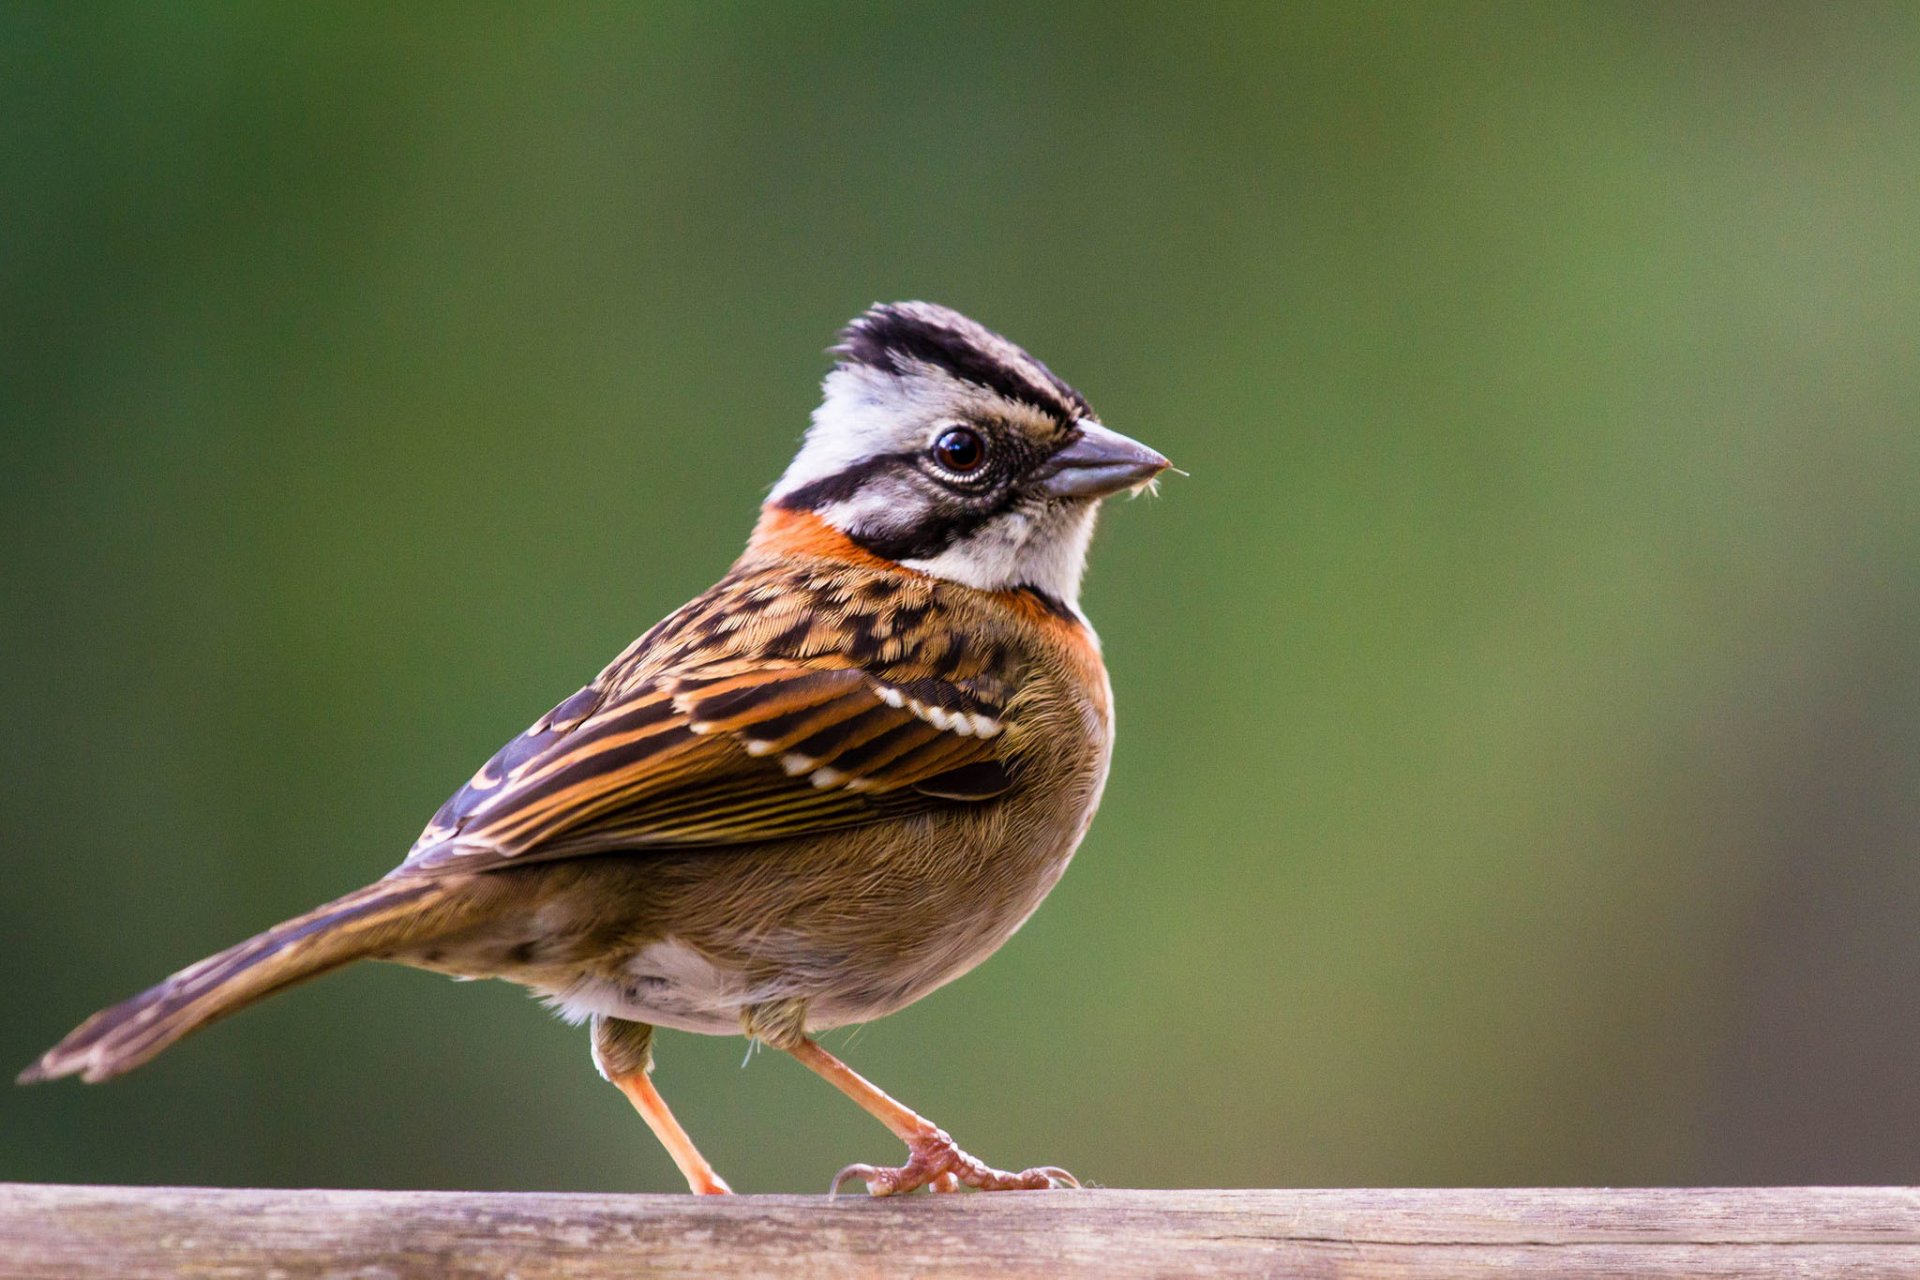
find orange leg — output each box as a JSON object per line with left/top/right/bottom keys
{"left": 610, "top": 1069, "right": 733, "bottom": 1195}
{"left": 785, "top": 1036, "right": 1076, "bottom": 1197}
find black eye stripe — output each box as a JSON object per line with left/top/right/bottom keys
{"left": 772, "top": 429, "right": 1050, "bottom": 563}
{"left": 774, "top": 425, "right": 1013, "bottom": 511}
{"left": 772, "top": 451, "right": 918, "bottom": 511}
{"left": 775, "top": 457, "right": 1026, "bottom": 562}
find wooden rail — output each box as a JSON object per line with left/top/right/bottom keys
{"left": 1, "top": 1183, "right": 1916, "bottom": 1278}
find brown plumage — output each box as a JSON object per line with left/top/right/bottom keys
{"left": 21, "top": 301, "right": 1170, "bottom": 1196}
{"left": 18, "top": 878, "right": 473, "bottom": 1084}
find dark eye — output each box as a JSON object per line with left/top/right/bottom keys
{"left": 932, "top": 427, "right": 988, "bottom": 474}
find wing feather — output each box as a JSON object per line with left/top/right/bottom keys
{"left": 400, "top": 658, "right": 1011, "bottom": 875}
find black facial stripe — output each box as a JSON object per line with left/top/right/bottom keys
{"left": 837, "top": 309, "right": 1090, "bottom": 426}
{"left": 777, "top": 441, "right": 1034, "bottom": 563}
{"left": 850, "top": 481, "right": 1035, "bottom": 563}
{"left": 776, "top": 426, "right": 1028, "bottom": 515}
{"left": 773, "top": 451, "right": 918, "bottom": 511}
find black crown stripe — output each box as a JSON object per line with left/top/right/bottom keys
{"left": 835, "top": 304, "right": 1091, "bottom": 426}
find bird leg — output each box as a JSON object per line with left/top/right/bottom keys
{"left": 593, "top": 1015, "right": 732, "bottom": 1195}
{"left": 783, "top": 1035, "right": 1076, "bottom": 1197}
{"left": 612, "top": 1070, "right": 733, "bottom": 1195}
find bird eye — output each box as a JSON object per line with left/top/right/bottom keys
{"left": 932, "top": 427, "right": 988, "bottom": 475}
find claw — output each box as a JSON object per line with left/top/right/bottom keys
{"left": 828, "top": 1128, "right": 1076, "bottom": 1197}
{"left": 830, "top": 1162, "right": 882, "bottom": 1197}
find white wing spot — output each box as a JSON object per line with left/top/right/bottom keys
{"left": 966, "top": 712, "right": 998, "bottom": 737}
{"left": 888, "top": 695, "right": 1002, "bottom": 739}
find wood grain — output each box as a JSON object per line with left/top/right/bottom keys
{"left": 1, "top": 1184, "right": 1917, "bottom": 1279}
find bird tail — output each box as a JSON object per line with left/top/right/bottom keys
{"left": 19, "top": 876, "right": 463, "bottom": 1085}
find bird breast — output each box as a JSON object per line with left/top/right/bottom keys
{"left": 539, "top": 658, "right": 1110, "bottom": 1037}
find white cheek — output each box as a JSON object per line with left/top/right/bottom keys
{"left": 812, "top": 474, "right": 925, "bottom": 545}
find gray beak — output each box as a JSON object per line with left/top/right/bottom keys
{"left": 1036, "top": 420, "right": 1172, "bottom": 499}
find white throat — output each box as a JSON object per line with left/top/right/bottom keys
{"left": 898, "top": 498, "right": 1099, "bottom": 612}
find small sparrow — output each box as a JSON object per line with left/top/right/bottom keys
{"left": 21, "top": 302, "right": 1170, "bottom": 1196}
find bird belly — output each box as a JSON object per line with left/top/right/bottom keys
{"left": 523, "top": 797, "right": 1093, "bottom": 1037}
{"left": 540, "top": 944, "right": 776, "bottom": 1036}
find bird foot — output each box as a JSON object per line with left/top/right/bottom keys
{"left": 830, "top": 1128, "right": 1077, "bottom": 1197}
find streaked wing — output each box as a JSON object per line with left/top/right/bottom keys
{"left": 397, "top": 657, "right": 1012, "bottom": 876}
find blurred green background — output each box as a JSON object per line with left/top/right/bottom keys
{"left": 5, "top": 2, "right": 1918, "bottom": 1193}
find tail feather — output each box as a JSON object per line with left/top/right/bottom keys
{"left": 19, "top": 877, "right": 458, "bottom": 1085}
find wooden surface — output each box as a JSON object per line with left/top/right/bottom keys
{"left": 1, "top": 1184, "right": 1917, "bottom": 1278}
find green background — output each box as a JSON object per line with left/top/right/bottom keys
{"left": 5, "top": 3, "right": 1918, "bottom": 1193}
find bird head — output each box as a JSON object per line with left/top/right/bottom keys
{"left": 765, "top": 302, "right": 1170, "bottom": 612}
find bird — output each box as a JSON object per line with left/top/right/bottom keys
{"left": 20, "top": 301, "right": 1171, "bottom": 1197}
